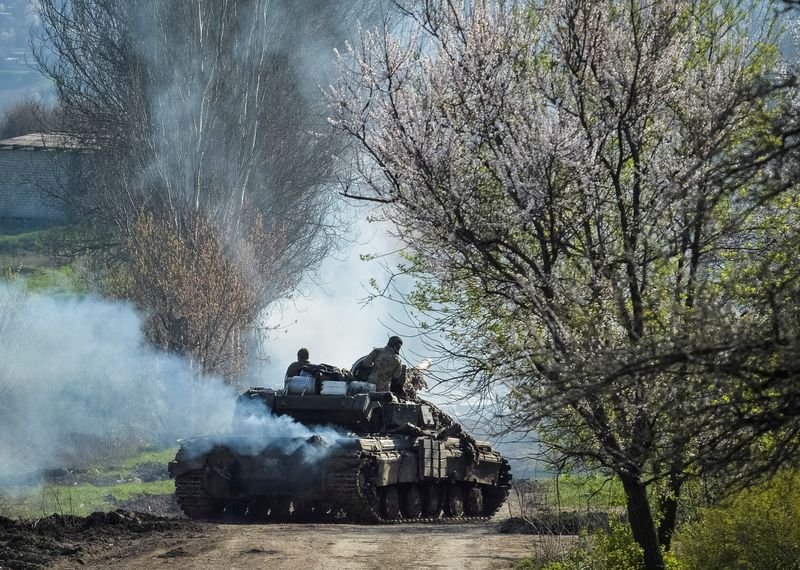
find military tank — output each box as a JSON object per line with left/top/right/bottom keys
{"left": 168, "top": 364, "right": 511, "bottom": 523}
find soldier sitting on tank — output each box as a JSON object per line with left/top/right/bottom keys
{"left": 285, "top": 347, "right": 311, "bottom": 381}
{"left": 356, "top": 336, "right": 404, "bottom": 394}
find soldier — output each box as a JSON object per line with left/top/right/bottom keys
{"left": 358, "top": 336, "right": 404, "bottom": 393}
{"left": 285, "top": 347, "right": 311, "bottom": 380}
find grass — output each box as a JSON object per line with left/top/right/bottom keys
{"left": 4, "top": 264, "right": 87, "bottom": 292}
{"left": 0, "top": 447, "right": 178, "bottom": 519}
{"left": 513, "top": 473, "right": 626, "bottom": 512}
{"left": 2, "top": 480, "right": 175, "bottom": 518}
{"left": 116, "top": 448, "right": 177, "bottom": 471}
{"left": 0, "top": 224, "right": 87, "bottom": 292}
{"left": 60, "top": 445, "right": 178, "bottom": 479}
{"left": 546, "top": 473, "right": 626, "bottom": 509}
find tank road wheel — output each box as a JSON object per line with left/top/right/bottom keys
{"left": 222, "top": 501, "right": 247, "bottom": 521}
{"left": 292, "top": 500, "right": 316, "bottom": 521}
{"left": 251, "top": 499, "right": 270, "bottom": 521}
{"left": 423, "top": 485, "right": 443, "bottom": 518}
{"left": 270, "top": 497, "right": 292, "bottom": 521}
{"left": 465, "top": 486, "right": 485, "bottom": 516}
{"left": 380, "top": 486, "right": 401, "bottom": 520}
{"left": 402, "top": 485, "right": 423, "bottom": 520}
{"left": 446, "top": 485, "right": 465, "bottom": 518}
{"left": 312, "top": 501, "right": 335, "bottom": 522}
{"left": 482, "top": 487, "right": 510, "bottom": 518}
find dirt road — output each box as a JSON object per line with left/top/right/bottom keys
{"left": 52, "top": 522, "right": 542, "bottom": 570}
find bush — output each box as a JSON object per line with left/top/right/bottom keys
{"left": 674, "top": 470, "right": 800, "bottom": 570}
{"left": 517, "top": 525, "right": 684, "bottom": 570}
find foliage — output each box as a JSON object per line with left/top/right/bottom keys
{"left": 549, "top": 474, "right": 626, "bottom": 511}
{"left": 517, "top": 525, "right": 685, "bottom": 570}
{"left": 674, "top": 470, "right": 800, "bottom": 570}
{"left": 119, "top": 210, "right": 273, "bottom": 378}
{"left": 331, "top": 0, "right": 800, "bottom": 567}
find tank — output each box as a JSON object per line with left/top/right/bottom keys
{"left": 168, "top": 366, "right": 512, "bottom": 523}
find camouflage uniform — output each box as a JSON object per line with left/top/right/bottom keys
{"left": 362, "top": 346, "right": 403, "bottom": 392}
{"left": 285, "top": 359, "right": 310, "bottom": 380}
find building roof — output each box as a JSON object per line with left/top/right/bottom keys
{"left": 0, "top": 132, "right": 82, "bottom": 151}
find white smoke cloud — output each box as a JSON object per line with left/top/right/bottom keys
{"left": 0, "top": 283, "right": 239, "bottom": 480}
{"left": 258, "top": 215, "right": 417, "bottom": 386}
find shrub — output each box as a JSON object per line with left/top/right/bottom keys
{"left": 517, "top": 524, "right": 684, "bottom": 570}
{"left": 674, "top": 470, "right": 800, "bottom": 570}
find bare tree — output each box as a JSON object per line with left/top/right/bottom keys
{"left": 331, "top": 1, "right": 800, "bottom": 568}
{"left": 32, "top": 0, "right": 380, "bottom": 377}
{"left": 0, "top": 97, "right": 63, "bottom": 139}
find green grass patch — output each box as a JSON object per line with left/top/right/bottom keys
{"left": 58, "top": 446, "right": 178, "bottom": 480}
{"left": 0, "top": 447, "right": 178, "bottom": 518}
{"left": 0, "top": 224, "right": 88, "bottom": 292}
{"left": 547, "top": 473, "right": 625, "bottom": 509}
{"left": 4, "top": 264, "right": 87, "bottom": 293}
{"left": 0, "top": 226, "right": 60, "bottom": 254}
{"left": 116, "top": 448, "right": 178, "bottom": 472}
{"left": 516, "top": 474, "right": 626, "bottom": 511}
{"left": 92, "top": 447, "right": 178, "bottom": 479}
{"left": 2, "top": 479, "right": 175, "bottom": 519}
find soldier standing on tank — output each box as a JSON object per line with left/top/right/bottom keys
{"left": 285, "top": 347, "right": 311, "bottom": 380}
{"left": 359, "top": 336, "right": 404, "bottom": 393}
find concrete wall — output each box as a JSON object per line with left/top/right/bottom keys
{"left": 0, "top": 148, "right": 79, "bottom": 222}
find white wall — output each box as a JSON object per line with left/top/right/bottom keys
{"left": 0, "top": 148, "right": 77, "bottom": 221}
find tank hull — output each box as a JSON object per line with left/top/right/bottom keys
{"left": 169, "top": 432, "right": 511, "bottom": 522}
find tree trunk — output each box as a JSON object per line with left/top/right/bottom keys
{"left": 657, "top": 473, "right": 683, "bottom": 550}
{"left": 620, "top": 473, "right": 665, "bottom": 570}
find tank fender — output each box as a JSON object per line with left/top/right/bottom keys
{"left": 356, "top": 435, "right": 414, "bottom": 452}
{"left": 168, "top": 457, "right": 203, "bottom": 479}
{"left": 463, "top": 458, "right": 505, "bottom": 485}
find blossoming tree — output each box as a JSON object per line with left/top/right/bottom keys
{"left": 331, "top": 1, "right": 800, "bottom": 568}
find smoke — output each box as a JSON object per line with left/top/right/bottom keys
{"left": 188, "top": 398, "right": 347, "bottom": 465}
{"left": 0, "top": 279, "right": 370, "bottom": 484}
{"left": 258, "top": 216, "right": 420, "bottom": 385}
{"left": 0, "top": 283, "right": 249, "bottom": 480}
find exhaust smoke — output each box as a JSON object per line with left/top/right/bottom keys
{"left": 0, "top": 283, "right": 338, "bottom": 483}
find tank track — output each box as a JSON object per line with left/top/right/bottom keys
{"left": 175, "top": 470, "right": 219, "bottom": 519}
{"left": 175, "top": 455, "right": 511, "bottom": 524}
{"left": 327, "top": 451, "right": 511, "bottom": 524}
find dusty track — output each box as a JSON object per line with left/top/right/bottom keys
{"left": 51, "top": 522, "right": 542, "bottom": 570}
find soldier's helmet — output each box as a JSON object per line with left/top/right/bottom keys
{"left": 387, "top": 335, "right": 403, "bottom": 350}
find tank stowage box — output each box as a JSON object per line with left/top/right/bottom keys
{"left": 168, "top": 381, "right": 511, "bottom": 523}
